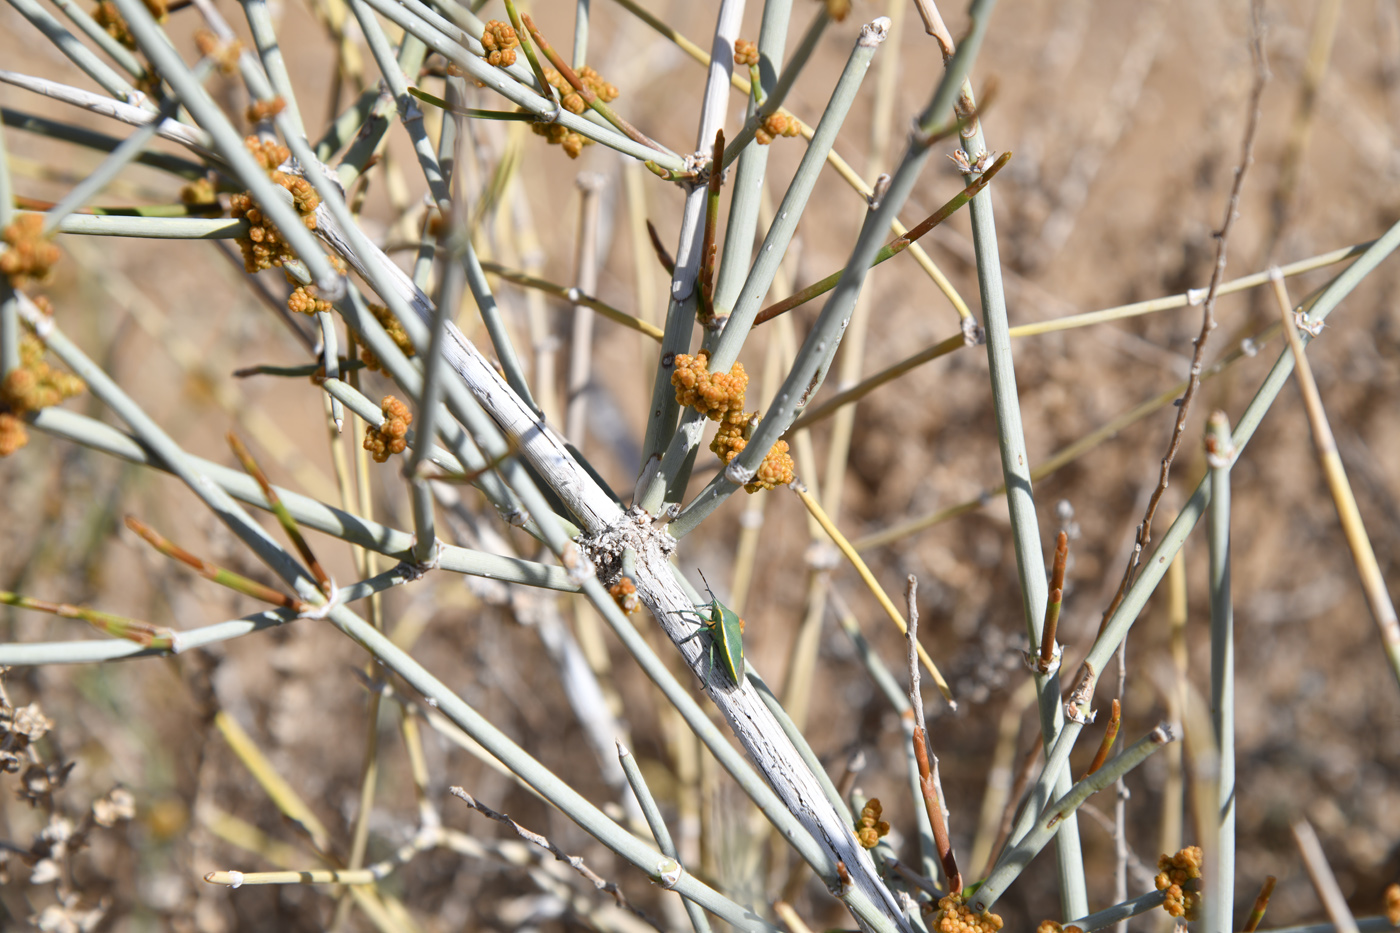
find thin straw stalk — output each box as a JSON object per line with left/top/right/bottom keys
{"left": 603, "top": 0, "right": 972, "bottom": 320}
{"left": 1272, "top": 273, "right": 1400, "bottom": 688}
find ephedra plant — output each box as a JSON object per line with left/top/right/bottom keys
{"left": 1, "top": 0, "right": 1399, "bottom": 929}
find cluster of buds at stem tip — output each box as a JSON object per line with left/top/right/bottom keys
{"left": 92, "top": 0, "right": 167, "bottom": 50}
{"left": 0, "top": 217, "right": 84, "bottom": 456}
{"left": 1, "top": 215, "right": 60, "bottom": 289}
{"left": 358, "top": 303, "right": 416, "bottom": 374}
{"left": 671, "top": 352, "right": 795, "bottom": 493}
{"left": 481, "top": 20, "right": 519, "bottom": 67}
{"left": 229, "top": 139, "right": 322, "bottom": 274}
{"left": 927, "top": 893, "right": 1003, "bottom": 933}
{"left": 854, "top": 798, "right": 890, "bottom": 849}
{"left": 528, "top": 66, "right": 620, "bottom": 159}
{"left": 608, "top": 577, "right": 640, "bottom": 615}
{"left": 1155, "top": 846, "right": 1203, "bottom": 920}
{"left": 365, "top": 396, "right": 412, "bottom": 463}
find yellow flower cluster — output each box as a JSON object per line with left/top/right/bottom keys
{"left": 855, "top": 798, "right": 890, "bottom": 849}
{"left": 1385, "top": 882, "right": 1399, "bottom": 925}
{"left": 364, "top": 396, "right": 412, "bottom": 462}
{"left": 710, "top": 419, "right": 794, "bottom": 493}
{"left": 929, "top": 895, "right": 1003, "bottom": 933}
{"left": 672, "top": 351, "right": 748, "bottom": 421}
{"left": 530, "top": 66, "right": 620, "bottom": 158}
{"left": 1155, "top": 846, "right": 1203, "bottom": 920}
{"left": 92, "top": 0, "right": 166, "bottom": 50}
{"left": 0, "top": 333, "right": 86, "bottom": 457}
{"left": 287, "top": 285, "right": 332, "bottom": 316}
{"left": 609, "top": 577, "right": 640, "bottom": 615}
{"left": 481, "top": 20, "right": 519, "bottom": 67}
{"left": 672, "top": 351, "right": 794, "bottom": 493}
{"left": 1035, "top": 922, "right": 1082, "bottom": 933}
{"left": 1, "top": 215, "right": 61, "bottom": 288}
{"left": 228, "top": 138, "right": 321, "bottom": 273}
{"left": 358, "top": 303, "right": 416, "bottom": 373}
{"left": 179, "top": 177, "right": 218, "bottom": 209}
{"left": 734, "top": 39, "right": 759, "bottom": 66}
{"left": 756, "top": 113, "right": 801, "bottom": 145}
{"left": 246, "top": 96, "right": 288, "bottom": 125}
{"left": 193, "top": 27, "right": 242, "bottom": 74}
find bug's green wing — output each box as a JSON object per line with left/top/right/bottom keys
{"left": 711, "top": 601, "right": 745, "bottom": 685}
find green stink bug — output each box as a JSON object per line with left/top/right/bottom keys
{"left": 675, "top": 570, "right": 746, "bottom": 686}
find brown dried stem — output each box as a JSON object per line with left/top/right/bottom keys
{"left": 1079, "top": 698, "right": 1122, "bottom": 780}
{"left": 227, "top": 433, "right": 333, "bottom": 596}
{"left": 124, "top": 516, "right": 305, "bottom": 611}
{"left": 906, "top": 575, "right": 961, "bottom": 894}
{"left": 1039, "top": 530, "right": 1068, "bottom": 671}
{"left": 1098, "top": 12, "right": 1268, "bottom": 635}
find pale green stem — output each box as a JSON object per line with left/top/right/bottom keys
{"left": 1064, "top": 889, "right": 1170, "bottom": 932}
{"left": 241, "top": 0, "right": 307, "bottom": 137}
{"left": 958, "top": 91, "right": 1086, "bottom": 915}
{"left": 1207, "top": 411, "right": 1236, "bottom": 933}
{"left": 356, "top": 0, "right": 683, "bottom": 168}
{"left": 446, "top": 82, "right": 537, "bottom": 413}
{"left": 7, "top": 0, "right": 139, "bottom": 101}
{"left": 37, "top": 64, "right": 213, "bottom": 238}
{"left": 972, "top": 725, "right": 1175, "bottom": 912}
{"left": 0, "top": 108, "right": 210, "bottom": 179}
{"left": 635, "top": 0, "right": 744, "bottom": 495}
{"left": 315, "top": 309, "right": 342, "bottom": 431}
{"left": 334, "top": 35, "right": 429, "bottom": 187}
{"left": 348, "top": 0, "right": 446, "bottom": 207}
{"left": 708, "top": 0, "right": 793, "bottom": 320}
{"left": 28, "top": 407, "right": 578, "bottom": 590}
{"left": 718, "top": 8, "right": 828, "bottom": 168}
{"left": 573, "top": 0, "right": 589, "bottom": 68}
{"left": 404, "top": 237, "right": 461, "bottom": 562}
{"left": 668, "top": 2, "right": 993, "bottom": 537}
{"left": 47, "top": 0, "right": 146, "bottom": 79}
{"left": 616, "top": 743, "right": 718, "bottom": 933}
{"left": 640, "top": 17, "right": 886, "bottom": 514}
{"left": 44, "top": 213, "right": 245, "bottom": 237}
{"left": 0, "top": 569, "right": 406, "bottom": 665}
{"left": 110, "top": 0, "right": 339, "bottom": 288}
